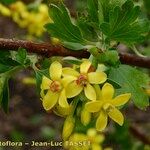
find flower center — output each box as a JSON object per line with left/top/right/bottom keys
{"left": 76, "top": 74, "right": 88, "bottom": 86}
{"left": 103, "top": 103, "right": 114, "bottom": 113}
{"left": 50, "top": 81, "right": 62, "bottom": 92}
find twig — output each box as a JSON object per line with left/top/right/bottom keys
{"left": 130, "top": 125, "right": 150, "bottom": 145}
{"left": 0, "top": 38, "right": 150, "bottom": 69}
{"left": 0, "top": 38, "right": 89, "bottom": 58}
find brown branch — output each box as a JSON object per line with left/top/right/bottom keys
{"left": 130, "top": 125, "right": 150, "bottom": 145}
{"left": 0, "top": 38, "right": 150, "bottom": 69}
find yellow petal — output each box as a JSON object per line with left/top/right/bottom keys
{"left": 66, "top": 81, "right": 83, "bottom": 98}
{"left": 61, "top": 76, "right": 76, "bottom": 87}
{"left": 92, "top": 143, "right": 102, "bottom": 150}
{"left": 84, "top": 83, "right": 96, "bottom": 100}
{"left": 80, "top": 60, "right": 91, "bottom": 74}
{"left": 95, "top": 134, "right": 105, "bottom": 143}
{"left": 49, "top": 61, "right": 62, "bottom": 81}
{"left": 40, "top": 89, "right": 45, "bottom": 99}
{"left": 68, "top": 134, "right": 89, "bottom": 150}
{"left": 96, "top": 111, "right": 108, "bottom": 131}
{"left": 108, "top": 107, "right": 124, "bottom": 126}
{"left": 102, "top": 83, "right": 114, "bottom": 100}
{"left": 94, "top": 85, "right": 102, "bottom": 100}
{"left": 41, "top": 76, "right": 52, "bottom": 90}
{"left": 111, "top": 93, "right": 131, "bottom": 107}
{"left": 85, "top": 101, "right": 102, "bottom": 112}
{"left": 87, "top": 128, "right": 97, "bottom": 137}
{"left": 58, "top": 89, "right": 69, "bottom": 108}
{"left": 62, "top": 67, "right": 79, "bottom": 77}
{"left": 88, "top": 72, "right": 107, "bottom": 84}
{"left": 43, "top": 90, "right": 59, "bottom": 111}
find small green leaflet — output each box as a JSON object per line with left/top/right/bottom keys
{"left": 100, "top": 0, "right": 150, "bottom": 43}
{"left": 45, "top": 3, "right": 86, "bottom": 50}
{"left": 15, "top": 48, "right": 31, "bottom": 66}
{"left": 109, "top": 65, "right": 150, "bottom": 109}
{"left": 16, "top": 48, "right": 27, "bottom": 65}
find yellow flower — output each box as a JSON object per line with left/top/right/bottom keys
{"left": 87, "top": 128, "right": 104, "bottom": 150}
{"left": 64, "top": 128, "right": 105, "bottom": 150}
{"left": 63, "top": 60, "right": 107, "bottom": 100}
{"left": 9, "top": 1, "right": 50, "bottom": 37}
{"left": 41, "top": 61, "right": 75, "bottom": 111}
{"left": 64, "top": 133, "right": 89, "bottom": 150}
{"left": 85, "top": 83, "right": 131, "bottom": 131}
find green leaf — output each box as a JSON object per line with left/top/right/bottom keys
{"left": 0, "top": 51, "right": 10, "bottom": 58}
{"left": 0, "top": 0, "right": 16, "bottom": 5}
{"left": 16, "top": 48, "right": 27, "bottom": 65}
{"left": 0, "top": 75, "right": 10, "bottom": 113}
{"left": 63, "top": 57, "right": 82, "bottom": 65}
{"left": 0, "top": 76, "right": 6, "bottom": 103}
{"left": 100, "top": 1, "right": 149, "bottom": 43}
{"left": 98, "top": 0, "right": 126, "bottom": 23}
{"left": 77, "top": 17, "right": 98, "bottom": 42}
{"left": 0, "top": 51, "right": 20, "bottom": 73}
{"left": 98, "top": 0, "right": 110, "bottom": 23}
{"left": 1, "top": 78, "right": 9, "bottom": 113}
{"left": 45, "top": 3, "right": 86, "bottom": 50}
{"left": 0, "top": 64, "right": 14, "bottom": 74}
{"left": 109, "top": 65, "right": 150, "bottom": 109}
{"left": 87, "top": 0, "right": 99, "bottom": 27}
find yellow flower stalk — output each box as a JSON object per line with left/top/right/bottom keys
{"left": 62, "top": 60, "right": 107, "bottom": 100}
{"left": 41, "top": 61, "right": 75, "bottom": 111}
{"left": 85, "top": 83, "right": 131, "bottom": 131}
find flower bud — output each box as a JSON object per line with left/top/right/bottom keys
{"left": 81, "top": 107, "right": 91, "bottom": 126}
{"left": 62, "top": 116, "right": 75, "bottom": 141}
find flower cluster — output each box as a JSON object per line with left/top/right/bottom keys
{"left": 41, "top": 60, "right": 106, "bottom": 111}
{"left": 0, "top": 1, "right": 51, "bottom": 37}
{"left": 40, "top": 60, "right": 131, "bottom": 140}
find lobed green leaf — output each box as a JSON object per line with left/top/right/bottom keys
{"left": 45, "top": 3, "right": 86, "bottom": 50}
{"left": 109, "top": 65, "right": 150, "bottom": 109}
